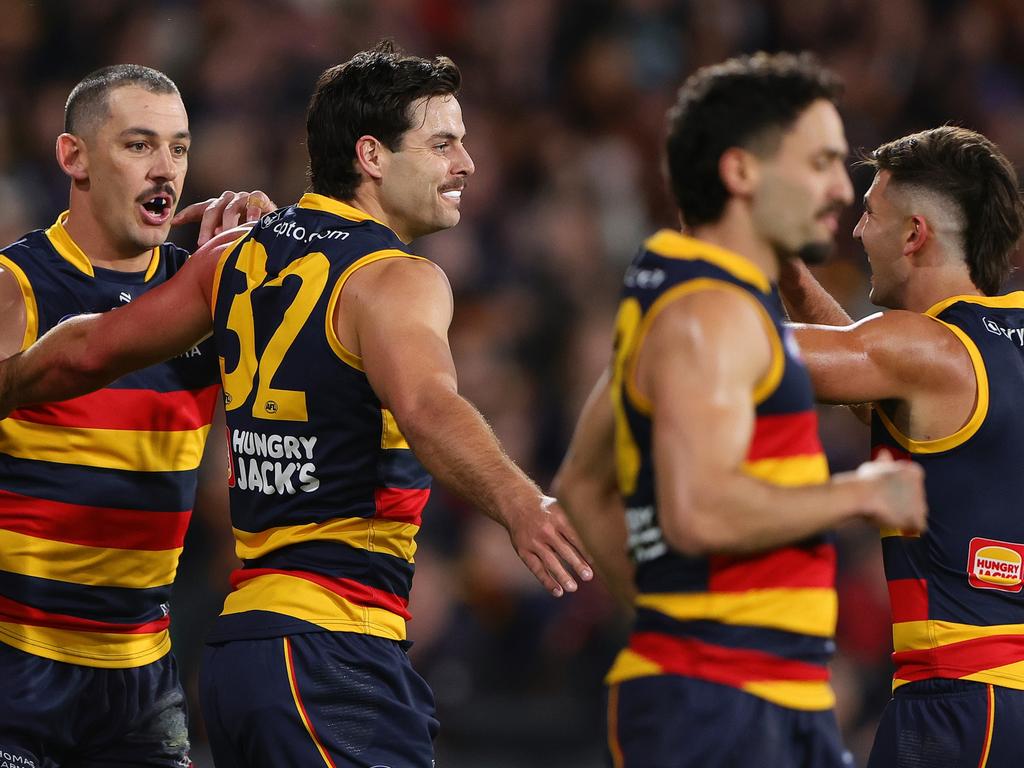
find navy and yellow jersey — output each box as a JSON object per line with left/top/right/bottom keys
{"left": 872, "top": 293, "right": 1024, "bottom": 692}
{"left": 207, "top": 193, "right": 431, "bottom": 645}
{"left": 0, "top": 212, "right": 219, "bottom": 668}
{"left": 605, "top": 230, "right": 836, "bottom": 711}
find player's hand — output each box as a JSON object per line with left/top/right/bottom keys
{"left": 191, "top": 223, "right": 254, "bottom": 262}
{"left": 850, "top": 450, "right": 927, "bottom": 534}
{"left": 505, "top": 495, "right": 593, "bottom": 597}
{"left": 172, "top": 190, "right": 276, "bottom": 247}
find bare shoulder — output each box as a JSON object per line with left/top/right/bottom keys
{"left": 0, "top": 264, "right": 27, "bottom": 359}
{"left": 345, "top": 255, "right": 451, "bottom": 306}
{"left": 856, "top": 309, "right": 975, "bottom": 387}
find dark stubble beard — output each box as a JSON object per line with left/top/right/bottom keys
{"left": 796, "top": 239, "right": 834, "bottom": 265}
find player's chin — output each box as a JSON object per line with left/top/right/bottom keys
{"left": 796, "top": 237, "right": 834, "bottom": 266}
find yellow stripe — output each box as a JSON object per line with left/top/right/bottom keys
{"left": 925, "top": 291, "right": 1024, "bottom": 317}
{"left": 742, "top": 453, "right": 830, "bottom": 486}
{"left": 323, "top": 249, "right": 430, "bottom": 371}
{"left": 875, "top": 317, "right": 988, "bottom": 454}
{"left": 979, "top": 684, "right": 995, "bottom": 767}
{"left": 233, "top": 517, "right": 418, "bottom": 562}
{"left": 45, "top": 212, "right": 159, "bottom": 278}
{"left": 604, "top": 647, "right": 665, "bottom": 684}
{"left": 221, "top": 573, "right": 406, "bottom": 640}
{"left": 283, "top": 637, "right": 337, "bottom": 768}
{"left": 380, "top": 408, "right": 410, "bottom": 450}
{"left": 0, "top": 528, "right": 180, "bottom": 588}
{"left": 607, "top": 684, "right": 625, "bottom": 768}
{"left": 893, "top": 619, "right": 1024, "bottom": 652}
{"left": 644, "top": 230, "right": 771, "bottom": 294}
{"left": 740, "top": 679, "right": 836, "bottom": 711}
{"left": 0, "top": 417, "right": 210, "bottom": 472}
{"left": 0, "top": 254, "right": 38, "bottom": 349}
{"left": 624, "top": 278, "right": 784, "bottom": 415}
{"left": 209, "top": 229, "right": 249, "bottom": 319}
{"left": 636, "top": 588, "right": 837, "bottom": 637}
{"left": 0, "top": 622, "right": 169, "bottom": 668}
{"left": 604, "top": 647, "right": 835, "bottom": 710}
{"left": 298, "top": 193, "right": 390, "bottom": 227}
{"left": 963, "top": 659, "right": 1024, "bottom": 690}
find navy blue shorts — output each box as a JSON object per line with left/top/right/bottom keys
{"left": 868, "top": 679, "right": 1024, "bottom": 768}
{"left": 200, "top": 632, "right": 438, "bottom": 768}
{"left": 606, "top": 676, "right": 850, "bottom": 768}
{"left": 0, "top": 641, "right": 191, "bottom": 768}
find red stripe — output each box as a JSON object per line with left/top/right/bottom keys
{"left": 231, "top": 568, "right": 411, "bottom": 620}
{"left": 871, "top": 443, "right": 912, "bottom": 462}
{"left": 893, "top": 633, "right": 1024, "bottom": 682}
{"left": 0, "top": 594, "right": 169, "bottom": 634}
{"left": 710, "top": 542, "right": 836, "bottom": 591}
{"left": 630, "top": 631, "right": 829, "bottom": 684}
{"left": 888, "top": 578, "right": 929, "bottom": 623}
{"left": 746, "top": 411, "right": 823, "bottom": 461}
{"left": 374, "top": 487, "right": 429, "bottom": 525}
{"left": 284, "top": 638, "right": 339, "bottom": 768}
{"left": 0, "top": 489, "right": 190, "bottom": 550}
{"left": 8, "top": 384, "right": 219, "bottom": 431}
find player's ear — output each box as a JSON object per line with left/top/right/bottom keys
{"left": 719, "top": 147, "right": 759, "bottom": 197}
{"left": 355, "top": 135, "right": 385, "bottom": 182}
{"left": 56, "top": 133, "right": 89, "bottom": 181}
{"left": 904, "top": 214, "right": 930, "bottom": 257}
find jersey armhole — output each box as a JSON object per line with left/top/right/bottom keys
{"left": 324, "top": 249, "right": 430, "bottom": 372}
{"left": 874, "top": 315, "right": 988, "bottom": 454}
{"left": 0, "top": 254, "right": 39, "bottom": 349}
{"left": 623, "top": 277, "right": 784, "bottom": 415}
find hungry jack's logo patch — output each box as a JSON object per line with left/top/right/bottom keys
{"left": 968, "top": 537, "right": 1024, "bottom": 593}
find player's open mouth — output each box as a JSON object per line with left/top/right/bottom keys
{"left": 439, "top": 185, "right": 464, "bottom": 204}
{"left": 139, "top": 194, "right": 174, "bottom": 225}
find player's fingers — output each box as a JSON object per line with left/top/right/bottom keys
{"left": 220, "top": 192, "right": 249, "bottom": 233}
{"left": 198, "top": 191, "right": 234, "bottom": 246}
{"left": 244, "top": 190, "right": 276, "bottom": 222}
{"left": 535, "top": 544, "right": 578, "bottom": 594}
{"left": 171, "top": 198, "right": 217, "bottom": 226}
{"left": 520, "top": 550, "right": 564, "bottom": 598}
{"left": 551, "top": 533, "right": 593, "bottom": 583}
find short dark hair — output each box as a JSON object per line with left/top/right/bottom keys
{"left": 666, "top": 52, "right": 843, "bottom": 228}
{"left": 867, "top": 127, "right": 1024, "bottom": 295}
{"left": 306, "top": 40, "right": 462, "bottom": 201}
{"left": 65, "top": 64, "right": 179, "bottom": 135}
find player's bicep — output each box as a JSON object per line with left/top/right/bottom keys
{"left": 347, "top": 259, "right": 456, "bottom": 412}
{"left": 0, "top": 266, "right": 28, "bottom": 360}
{"left": 640, "top": 292, "right": 767, "bottom": 535}
{"left": 557, "top": 369, "right": 618, "bottom": 497}
{"left": 793, "top": 311, "right": 949, "bottom": 405}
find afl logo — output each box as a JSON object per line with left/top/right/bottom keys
{"left": 968, "top": 537, "right": 1024, "bottom": 593}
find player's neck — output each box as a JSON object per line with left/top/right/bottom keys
{"left": 688, "top": 217, "right": 779, "bottom": 284}
{"left": 346, "top": 188, "right": 412, "bottom": 244}
{"left": 903, "top": 267, "right": 983, "bottom": 314}
{"left": 63, "top": 203, "right": 154, "bottom": 273}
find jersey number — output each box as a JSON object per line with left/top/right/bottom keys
{"left": 221, "top": 240, "right": 330, "bottom": 421}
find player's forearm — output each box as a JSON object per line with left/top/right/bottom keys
{"left": 778, "top": 258, "right": 853, "bottom": 326}
{"left": 0, "top": 315, "right": 121, "bottom": 412}
{"left": 394, "top": 385, "right": 543, "bottom": 526}
{"left": 662, "top": 472, "right": 873, "bottom": 556}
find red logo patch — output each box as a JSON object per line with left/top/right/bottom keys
{"left": 968, "top": 537, "right": 1024, "bottom": 593}
{"left": 226, "top": 426, "right": 236, "bottom": 488}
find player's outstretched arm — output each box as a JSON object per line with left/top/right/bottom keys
{"left": 792, "top": 311, "right": 973, "bottom": 407}
{"left": 344, "top": 257, "right": 593, "bottom": 598}
{"left": 0, "top": 227, "right": 244, "bottom": 417}
{"left": 778, "top": 257, "right": 855, "bottom": 326}
{"left": 172, "top": 189, "right": 276, "bottom": 246}
{"left": 0, "top": 267, "right": 27, "bottom": 361}
{"left": 552, "top": 369, "right": 636, "bottom": 608}
{"left": 641, "top": 289, "right": 927, "bottom": 557}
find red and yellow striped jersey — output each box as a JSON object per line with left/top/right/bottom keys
{"left": 0, "top": 214, "right": 218, "bottom": 667}
{"left": 607, "top": 230, "right": 836, "bottom": 711}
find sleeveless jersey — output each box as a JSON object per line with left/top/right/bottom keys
{"left": 872, "top": 293, "right": 1024, "bottom": 691}
{"left": 207, "top": 193, "right": 431, "bottom": 644}
{"left": 605, "top": 230, "right": 837, "bottom": 711}
{"left": 0, "top": 213, "right": 219, "bottom": 668}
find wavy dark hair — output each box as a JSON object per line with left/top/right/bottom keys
{"left": 306, "top": 40, "right": 461, "bottom": 200}
{"left": 867, "top": 126, "right": 1024, "bottom": 295}
{"left": 666, "top": 51, "right": 843, "bottom": 228}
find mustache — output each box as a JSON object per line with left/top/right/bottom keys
{"left": 816, "top": 202, "right": 845, "bottom": 219}
{"left": 136, "top": 184, "right": 177, "bottom": 205}
{"left": 439, "top": 181, "right": 466, "bottom": 193}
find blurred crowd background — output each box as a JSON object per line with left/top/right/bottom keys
{"left": 3, "top": 0, "right": 1024, "bottom": 765}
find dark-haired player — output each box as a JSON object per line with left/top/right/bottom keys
{"left": 782, "top": 126, "right": 1024, "bottom": 767}
{"left": 555, "top": 51, "right": 927, "bottom": 767}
